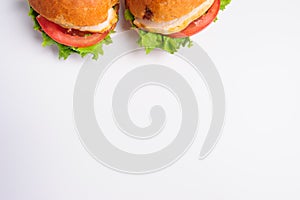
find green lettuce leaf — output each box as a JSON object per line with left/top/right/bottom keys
{"left": 72, "top": 34, "right": 113, "bottom": 60}
{"left": 138, "top": 30, "right": 192, "bottom": 54}
{"left": 124, "top": 9, "right": 135, "bottom": 23}
{"left": 28, "top": 7, "right": 113, "bottom": 60}
{"left": 28, "top": 7, "right": 40, "bottom": 31}
{"left": 220, "top": 0, "right": 231, "bottom": 11}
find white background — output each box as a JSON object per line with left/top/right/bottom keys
{"left": 1, "top": 0, "right": 300, "bottom": 199}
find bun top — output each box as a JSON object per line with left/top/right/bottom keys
{"left": 29, "top": 0, "right": 119, "bottom": 27}
{"left": 126, "top": 0, "right": 208, "bottom": 22}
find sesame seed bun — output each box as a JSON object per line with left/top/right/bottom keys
{"left": 28, "top": 0, "right": 119, "bottom": 27}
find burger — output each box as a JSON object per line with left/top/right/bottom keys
{"left": 125, "top": 0, "right": 231, "bottom": 53}
{"left": 28, "top": 0, "right": 119, "bottom": 60}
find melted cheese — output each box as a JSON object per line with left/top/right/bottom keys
{"left": 134, "top": 0, "right": 214, "bottom": 35}
{"left": 59, "top": 8, "right": 118, "bottom": 33}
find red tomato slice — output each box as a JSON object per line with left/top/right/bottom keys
{"left": 36, "top": 15, "right": 109, "bottom": 48}
{"left": 169, "top": 0, "right": 220, "bottom": 38}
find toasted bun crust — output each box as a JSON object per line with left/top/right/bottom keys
{"left": 28, "top": 0, "right": 119, "bottom": 27}
{"left": 126, "top": 0, "right": 209, "bottom": 22}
